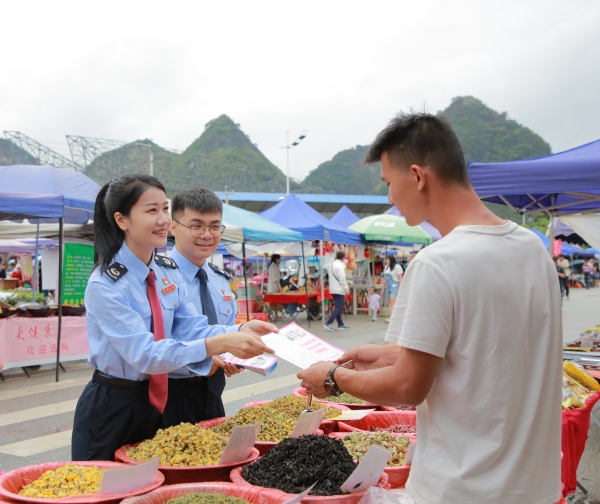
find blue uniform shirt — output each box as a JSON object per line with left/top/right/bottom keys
{"left": 85, "top": 242, "right": 238, "bottom": 380}
{"left": 168, "top": 247, "right": 239, "bottom": 378}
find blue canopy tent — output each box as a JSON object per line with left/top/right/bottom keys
{"left": 528, "top": 229, "right": 594, "bottom": 259}
{"left": 222, "top": 203, "right": 303, "bottom": 242}
{"left": 260, "top": 194, "right": 363, "bottom": 319}
{"left": 0, "top": 165, "right": 100, "bottom": 381}
{"left": 467, "top": 138, "right": 600, "bottom": 252}
{"left": 330, "top": 205, "right": 360, "bottom": 228}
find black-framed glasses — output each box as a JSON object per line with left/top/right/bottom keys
{"left": 174, "top": 220, "right": 226, "bottom": 237}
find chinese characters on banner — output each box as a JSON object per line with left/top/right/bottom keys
{"left": 0, "top": 316, "right": 89, "bottom": 371}
{"left": 62, "top": 243, "right": 94, "bottom": 305}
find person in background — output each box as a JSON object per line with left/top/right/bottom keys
{"left": 368, "top": 287, "right": 380, "bottom": 322}
{"left": 10, "top": 264, "right": 23, "bottom": 287}
{"left": 556, "top": 255, "right": 570, "bottom": 299}
{"left": 582, "top": 259, "right": 594, "bottom": 289}
{"left": 168, "top": 186, "right": 244, "bottom": 425}
{"left": 323, "top": 251, "right": 350, "bottom": 332}
{"left": 553, "top": 257, "right": 566, "bottom": 298}
{"left": 6, "top": 259, "right": 16, "bottom": 274}
{"left": 0, "top": 263, "right": 7, "bottom": 279}
{"left": 267, "top": 254, "right": 282, "bottom": 293}
{"left": 299, "top": 112, "right": 562, "bottom": 504}
{"left": 382, "top": 255, "right": 403, "bottom": 323}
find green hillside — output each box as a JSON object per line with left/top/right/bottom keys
{"left": 0, "top": 138, "right": 39, "bottom": 166}
{"left": 300, "top": 145, "right": 383, "bottom": 194}
{"left": 298, "top": 96, "right": 552, "bottom": 206}
{"left": 441, "top": 96, "right": 551, "bottom": 163}
{"left": 84, "top": 115, "right": 291, "bottom": 195}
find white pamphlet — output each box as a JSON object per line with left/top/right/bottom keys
{"left": 220, "top": 353, "right": 278, "bottom": 376}
{"left": 290, "top": 408, "right": 328, "bottom": 438}
{"left": 261, "top": 322, "right": 345, "bottom": 369}
{"left": 341, "top": 445, "right": 391, "bottom": 494}
{"left": 100, "top": 457, "right": 159, "bottom": 494}
{"left": 219, "top": 424, "right": 259, "bottom": 464}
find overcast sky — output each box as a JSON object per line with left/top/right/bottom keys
{"left": 2, "top": 0, "right": 599, "bottom": 182}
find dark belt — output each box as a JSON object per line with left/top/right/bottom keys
{"left": 93, "top": 370, "right": 148, "bottom": 388}
{"left": 93, "top": 370, "right": 204, "bottom": 388}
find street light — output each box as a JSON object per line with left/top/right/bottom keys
{"left": 282, "top": 130, "right": 307, "bottom": 195}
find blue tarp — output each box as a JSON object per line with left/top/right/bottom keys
{"left": 260, "top": 194, "right": 363, "bottom": 244}
{"left": 0, "top": 192, "right": 64, "bottom": 220}
{"left": 222, "top": 203, "right": 303, "bottom": 242}
{"left": 530, "top": 229, "right": 595, "bottom": 258}
{"left": 330, "top": 205, "right": 360, "bottom": 228}
{"left": 0, "top": 165, "right": 101, "bottom": 223}
{"left": 467, "top": 138, "right": 600, "bottom": 215}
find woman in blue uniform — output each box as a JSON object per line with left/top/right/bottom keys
{"left": 72, "top": 174, "right": 275, "bottom": 461}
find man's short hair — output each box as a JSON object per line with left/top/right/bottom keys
{"left": 336, "top": 251, "right": 346, "bottom": 260}
{"left": 171, "top": 187, "right": 223, "bottom": 220}
{"left": 365, "top": 111, "right": 470, "bottom": 187}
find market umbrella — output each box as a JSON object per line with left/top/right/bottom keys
{"left": 349, "top": 214, "right": 433, "bottom": 244}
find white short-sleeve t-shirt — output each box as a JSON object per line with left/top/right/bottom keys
{"left": 385, "top": 222, "right": 563, "bottom": 504}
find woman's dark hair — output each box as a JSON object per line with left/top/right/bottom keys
{"left": 94, "top": 173, "right": 166, "bottom": 270}
{"left": 387, "top": 254, "right": 397, "bottom": 270}
{"left": 270, "top": 254, "right": 281, "bottom": 266}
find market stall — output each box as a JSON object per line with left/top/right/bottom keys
{"left": 0, "top": 165, "right": 100, "bottom": 381}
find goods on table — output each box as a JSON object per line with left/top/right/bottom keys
{"left": 263, "top": 395, "right": 340, "bottom": 419}
{"left": 563, "top": 361, "right": 600, "bottom": 392}
{"left": 18, "top": 464, "right": 102, "bottom": 498}
{"left": 369, "top": 424, "right": 416, "bottom": 434}
{"left": 166, "top": 494, "right": 250, "bottom": 504}
{"left": 342, "top": 432, "right": 410, "bottom": 467}
{"left": 391, "top": 405, "right": 416, "bottom": 411}
{"left": 324, "top": 392, "right": 365, "bottom": 404}
{"left": 126, "top": 423, "right": 228, "bottom": 466}
{"left": 213, "top": 406, "right": 297, "bottom": 442}
{"left": 241, "top": 435, "right": 356, "bottom": 496}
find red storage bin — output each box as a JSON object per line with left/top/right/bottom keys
{"left": 237, "top": 299, "right": 258, "bottom": 314}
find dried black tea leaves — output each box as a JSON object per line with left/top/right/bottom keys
{"left": 241, "top": 435, "right": 357, "bottom": 496}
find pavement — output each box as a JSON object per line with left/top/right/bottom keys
{"left": 0, "top": 288, "right": 599, "bottom": 501}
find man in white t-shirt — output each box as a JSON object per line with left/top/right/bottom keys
{"left": 298, "top": 112, "right": 563, "bottom": 504}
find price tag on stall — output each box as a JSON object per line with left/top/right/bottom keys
{"left": 219, "top": 423, "right": 260, "bottom": 464}
{"left": 100, "top": 457, "right": 160, "bottom": 494}
{"left": 331, "top": 409, "right": 376, "bottom": 421}
{"left": 341, "top": 445, "right": 391, "bottom": 494}
{"left": 290, "top": 408, "right": 328, "bottom": 438}
{"left": 283, "top": 482, "right": 317, "bottom": 504}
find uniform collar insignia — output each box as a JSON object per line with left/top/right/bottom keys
{"left": 104, "top": 262, "right": 128, "bottom": 282}
{"left": 154, "top": 254, "right": 178, "bottom": 269}
{"left": 209, "top": 262, "right": 231, "bottom": 280}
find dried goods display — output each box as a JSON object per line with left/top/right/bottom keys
{"left": 241, "top": 435, "right": 356, "bottom": 496}
{"left": 369, "top": 424, "right": 416, "bottom": 434}
{"left": 324, "top": 392, "right": 365, "bottom": 404}
{"left": 342, "top": 432, "right": 410, "bottom": 467}
{"left": 213, "top": 406, "right": 297, "bottom": 442}
{"left": 563, "top": 361, "right": 600, "bottom": 392}
{"left": 18, "top": 464, "right": 103, "bottom": 498}
{"left": 126, "top": 423, "right": 228, "bottom": 466}
{"left": 166, "top": 494, "right": 250, "bottom": 504}
{"left": 264, "top": 395, "right": 340, "bottom": 419}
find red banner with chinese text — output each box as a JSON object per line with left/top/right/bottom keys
{"left": 0, "top": 316, "right": 89, "bottom": 371}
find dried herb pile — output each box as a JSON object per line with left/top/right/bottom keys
{"left": 166, "top": 494, "right": 250, "bottom": 504}
{"left": 324, "top": 392, "right": 365, "bottom": 404}
{"left": 241, "top": 435, "right": 357, "bottom": 496}
{"left": 369, "top": 424, "right": 416, "bottom": 434}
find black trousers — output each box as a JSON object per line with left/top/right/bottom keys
{"left": 71, "top": 374, "right": 161, "bottom": 461}
{"left": 160, "top": 376, "right": 225, "bottom": 428}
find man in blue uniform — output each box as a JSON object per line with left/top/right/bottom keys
{"left": 166, "top": 187, "right": 241, "bottom": 424}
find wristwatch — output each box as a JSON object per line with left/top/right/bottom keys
{"left": 323, "top": 364, "right": 342, "bottom": 396}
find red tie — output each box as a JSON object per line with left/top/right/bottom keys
{"left": 146, "top": 270, "right": 168, "bottom": 414}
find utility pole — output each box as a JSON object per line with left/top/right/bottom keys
{"left": 282, "top": 131, "right": 307, "bottom": 195}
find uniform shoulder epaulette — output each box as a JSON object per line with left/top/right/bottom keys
{"left": 154, "top": 254, "right": 178, "bottom": 269}
{"left": 209, "top": 262, "right": 231, "bottom": 280}
{"left": 104, "top": 262, "right": 128, "bottom": 282}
